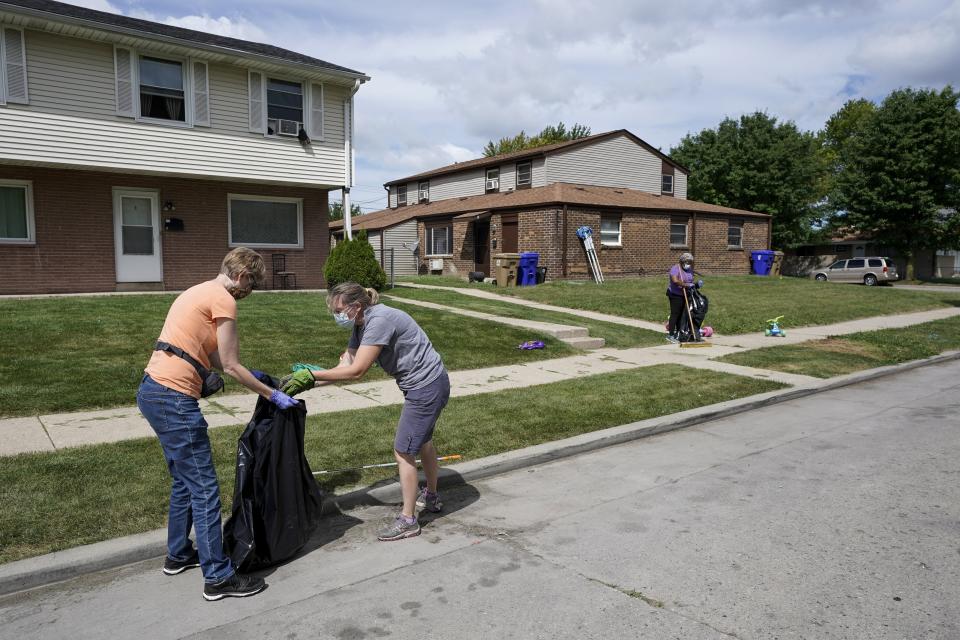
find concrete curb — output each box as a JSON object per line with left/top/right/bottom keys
{"left": 2, "top": 350, "right": 958, "bottom": 597}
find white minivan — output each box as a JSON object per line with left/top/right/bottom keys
{"left": 812, "top": 257, "right": 898, "bottom": 286}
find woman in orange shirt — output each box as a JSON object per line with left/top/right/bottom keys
{"left": 136, "top": 247, "right": 297, "bottom": 601}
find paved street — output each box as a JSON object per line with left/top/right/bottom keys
{"left": 2, "top": 360, "right": 959, "bottom": 639}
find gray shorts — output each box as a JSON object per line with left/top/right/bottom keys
{"left": 395, "top": 371, "right": 450, "bottom": 455}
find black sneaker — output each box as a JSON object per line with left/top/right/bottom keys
{"left": 202, "top": 573, "right": 266, "bottom": 601}
{"left": 163, "top": 550, "right": 200, "bottom": 575}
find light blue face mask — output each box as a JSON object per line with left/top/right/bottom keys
{"left": 333, "top": 307, "right": 356, "bottom": 329}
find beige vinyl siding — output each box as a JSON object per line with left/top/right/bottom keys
{"left": 383, "top": 220, "right": 419, "bottom": 275}
{"left": 674, "top": 171, "right": 688, "bottom": 199}
{"left": 388, "top": 186, "right": 397, "bottom": 208}
{"left": 499, "top": 163, "right": 515, "bottom": 191}
{"left": 430, "top": 168, "right": 485, "bottom": 201}
{"left": 20, "top": 30, "right": 115, "bottom": 118}
{"left": 4, "top": 28, "right": 348, "bottom": 185}
{"left": 545, "top": 133, "right": 660, "bottom": 192}
{"left": 0, "top": 108, "right": 345, "bottom": 185}
{"left": 531, "top": 157, "right": 546, "bottom": 187}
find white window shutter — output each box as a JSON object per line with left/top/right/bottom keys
{"left": 248, "top": 70, "right": 264, "bottom": 133}
{"left": 114, "top": 46, "right": 135, "bottom": 117}
{"left": 3, "top": 28, "right": 28, "bottom": 104}
{"left": 192, "top": 60, "right": 210, "bottom": 126}
{"left": 309, "top": 82, "right": 324, "bottom": 141}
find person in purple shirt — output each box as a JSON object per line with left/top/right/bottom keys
{"left": 666, "top": 252, "right": 696, "bottom": 343}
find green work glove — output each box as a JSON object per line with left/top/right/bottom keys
{"left": 281, "top": 368, "right": 316, "bottom": 396}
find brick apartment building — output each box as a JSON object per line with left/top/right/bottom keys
{"left": 0, "top": 0, "right": 368, "bottom": 294}
{"left": 331, "top": 130, "right": 771, "bottom": 280}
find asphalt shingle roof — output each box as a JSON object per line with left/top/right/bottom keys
{"left": 331, "top": 183, "right": 769, "bottom": 232}
{"left": 384, "top": 130, "right": 687, "bottom": 186}
{"left": 0, "top": 0, "right": 367, "bottom": 77}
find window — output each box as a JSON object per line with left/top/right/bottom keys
{"left": 670, "top": 218, "right": 688, "bottom": 246}
{"left": 266, "top": 78, "right": 304, "bottom": 136}
{"left": 600, "top": 215, "right": 621, "bottom": 247}
{"left": 847, "top": 259, "right": 865, "bottom": 268}
{"left": 833, "top": 244, "right": 851, "bottom": 253}
{"left": 0, "top": 180, "right": 34, "bottom": 243}
{"left": 228, "top": 195, "right": 302, "bottom": 248}
{"left": 485, "top": 168, "right": 500, "bottom": 192}
{"left": 397, "top": 185, "right": 407, "bottom": 207}
{"left": 829, "top": 260, "right": 847, "bottom": 270}
{"left": 727, "top": 221, "right": 743, "bottom": 248}
{"left": 662, "top": 174, "right": 674, "bottom": 194}
{"left": 427, "top": 224, "right": 452, "bottom": 255}
{"left": 139, "top": 56, "right": 185, "bottom": 122}
{"left": 516, "top": 161, "right": 532, "bottom": 188}
{"left": 868, "top": 258, "right": 883, "bottom": 268}
{"left": 418, "top": 181, "right": 430, "bottom": 203}
{"left": 0, "top": 28, "right": 28, "bottom": 105}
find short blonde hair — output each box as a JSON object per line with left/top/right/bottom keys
{"left": 220, "top": 247, "right": 266, "bottom": 286}
{"left": 327, "top": 282, "right": 380, "bottom": 311}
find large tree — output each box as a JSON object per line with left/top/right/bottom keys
{"left": 328, "top": 201, "right": 362, "bottom": 221}
{"left": 483, "top": 122, "right": 591, "bottom": 157}
{"left": 827, "top": 87, "right": 960, "bottom": 278}
{"left": 669, "top": 112, "right": 828, "bottom": 248}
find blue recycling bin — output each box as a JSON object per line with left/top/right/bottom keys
{"left": 518, "top": 252, "right": 540, "bottom": 286}
{"left": 751, "top": 250, "right": 775, "bottom": 276}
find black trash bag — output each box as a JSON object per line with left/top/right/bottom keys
{"left": 222, "top": 393, "right": 324, "bottom": 571}
{"left": 676, "top": 288, "right": 709, "bottom": 342}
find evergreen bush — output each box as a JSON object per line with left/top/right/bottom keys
{"left": 323, "top": 230, "right": 387, "bottom": 290}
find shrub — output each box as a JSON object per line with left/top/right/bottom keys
{"left": 323, "top": 230, "right": 387, "bottom": 290}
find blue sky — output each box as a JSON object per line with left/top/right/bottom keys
{"left": 72, "top": 0, "right": 960, "bottom": 212}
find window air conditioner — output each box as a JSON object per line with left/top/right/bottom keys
{"left": 429, "top": 258, "right": 444, "bottom": 271}
{"left": 485, "top": 179, "right": 499, "bottom": 190}
{"left": 278, "top": 119, "right": 301, "bottom": 136}
{"left": 419, "top": 190, "right": 429, "bottom": 202}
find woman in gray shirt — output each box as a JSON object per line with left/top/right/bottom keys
{"left": 283, "top": 282, "right": 450, "bottom": 541}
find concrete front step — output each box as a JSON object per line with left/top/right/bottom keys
{"left": 549, "top": 326, "right": 589, "bottom": 339}
{"left": 562, "top": 335, "right": 606, "bottom": 349}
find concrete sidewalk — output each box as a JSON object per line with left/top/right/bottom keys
{"left": 3, "top": 304, "right": 960, "bottom": 457}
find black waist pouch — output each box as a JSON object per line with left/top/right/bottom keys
{"left": 154, "top": 341, "right": 224, "bottom": 398}
{"left": 223, "top": 391, "right": 325, "bottom": 571}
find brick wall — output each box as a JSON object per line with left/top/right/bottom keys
{"left": 544, "top": 206, "right": 769, "bottom": 280}
{"left": 0, "top": 165, "right": 329, "bottom": 294}
{"left": 408, "top": 205, "right": 770, "bottom": 282}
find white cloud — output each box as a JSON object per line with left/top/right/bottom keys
{"left": 87, "top": 0, "right": 960, "bottom": 207}
{"left": 64, "top": 0, "right": 121, "bottom": 13}
{"left": 127, "top": 10, "right": 267, "bottom": 41}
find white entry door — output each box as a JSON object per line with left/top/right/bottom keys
{"left": 113, "top": 189, "right": 162, "bottom": 282}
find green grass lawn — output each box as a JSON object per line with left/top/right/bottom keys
{"left": 428, "top": 275, "right": 960, "bottom": 335}
{"left": 715, "top": 315, "right": 960, "bottom": 378}
{"left": 0, "top": 364, "right": 783, "bottom": 564}
{"left": 0, "top": 293, "right": 574, "bottom": 418}
{"left": 386, "top": 287, "right": 664, "bottom": 349}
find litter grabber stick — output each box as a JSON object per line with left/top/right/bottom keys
{"left": 313, "top": 454, "right": 462, "bottom": 476}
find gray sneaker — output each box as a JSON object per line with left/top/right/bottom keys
{"left": 377, "top": 515, "right": 421, "bottom": 541}
{"left": 416, "top": 488, "right": 443, "bottom": 513}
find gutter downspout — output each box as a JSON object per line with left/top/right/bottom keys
{"left": 342, "top": 79, "right": 361, "bottom": 240}
{"left": 562, "top": 204, "right": 568, "bottom": 278}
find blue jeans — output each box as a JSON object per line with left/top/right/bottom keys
{"left": 136, "top": 375, "right": 233, "bottom": 583}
